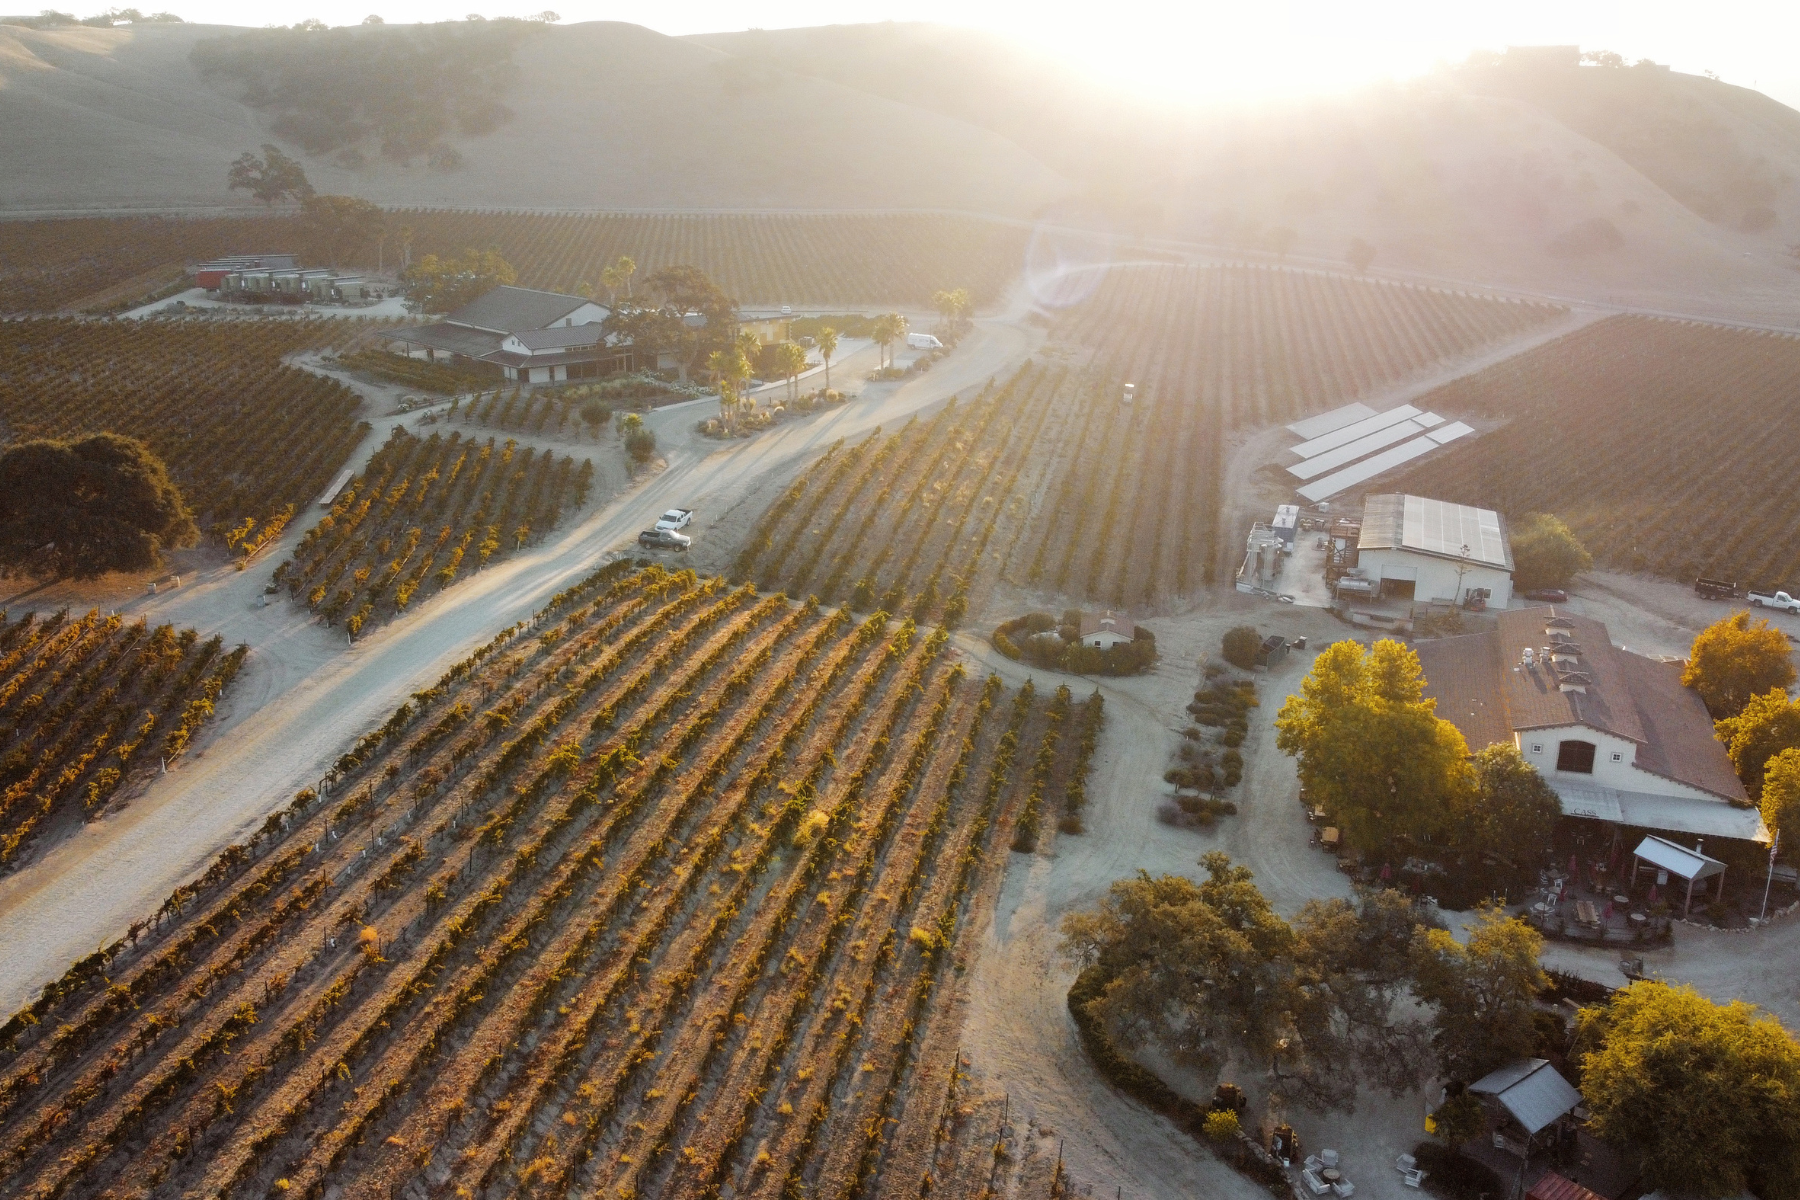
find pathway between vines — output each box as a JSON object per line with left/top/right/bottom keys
{"left": 0, "top": 306, "right": 1038, "bottom": 1018}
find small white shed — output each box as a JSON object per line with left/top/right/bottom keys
{"left": 1078, "top": 611, "right": 1134, "bottom": 650}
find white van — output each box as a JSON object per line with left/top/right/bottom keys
{"left": 906, "top": 332, "right": 944, "bottom": 350}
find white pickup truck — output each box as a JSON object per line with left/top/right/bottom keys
{"left": 1748, "top": 588, "right": 1800, "bottom": 613}
{"left": 654, "top": 508, "right": 694, "bottom": 532}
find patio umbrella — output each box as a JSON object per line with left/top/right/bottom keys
{"left": 1570, "top": 853, "right": 1579, "bottom": 878}
{"left": 1648, "top": 883, "right": 1659, "bottom": 905}
{"left": 1380, "top": 862, "right": 1392, "bottom": 881}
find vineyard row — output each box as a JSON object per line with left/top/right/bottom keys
{"left": 0, "top": 563, "right": 1087, "bottom": 1200}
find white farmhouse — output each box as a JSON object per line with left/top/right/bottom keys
{"left": 1416, "top": 607, "right": 1765, "bottom": 847}
{"left": 1078, "top": 611, "right": 1135, "bottom": 650}
{"left": 1353, "top": 494, "right": 1514, "bottom": 608}
{"left": 391, "top": 286, "right": 635, "bottom": 384}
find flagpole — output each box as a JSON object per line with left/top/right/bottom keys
{"left": 1761, "top": 832, "right": 1781, "bottom": 924}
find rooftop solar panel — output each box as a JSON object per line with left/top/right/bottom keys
{"left": 1402, "top": 495, "right": 1508, "bottom": 566}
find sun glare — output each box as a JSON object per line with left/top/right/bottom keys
{"left": 1001, "top": 9, "right": 1445, "bottom": 106}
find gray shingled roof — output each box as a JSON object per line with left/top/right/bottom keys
{"left": 513, "top": 325, "right": 607, "bottom": 351}
{"left": 390, "top": 323, "right": 505, "bottom": 358}
{"left": 446, "top": 286, "right": 596, "bottom": 333}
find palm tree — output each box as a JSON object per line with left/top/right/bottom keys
{"left": 614, "top": 256, "right": 636, "bottom": 299}
{"left": 872, "top": 314, "right": 897, "bottom": 369}
{"left": 600, "top": 265, "right": 619, "bottom": 304}
{"left": 873, "top": 313, "right": 910, "bottom": 368}
{"left": 777, "top": 341, "right": 807, "bottom": 404}
{"left": 708, "top": 348, "right": 735, "bottom": 427}
{"left": 817, "top": 326, "right": 838, "bottom": 390}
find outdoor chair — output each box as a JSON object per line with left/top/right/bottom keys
{"left": 1395, "top": 1154, "right": 1416, "bottom": 1172}
{"left": 1301, "top": 1169, "right": 1331, "bottom": 1196}
{"left": 1402, "top": 1169, "right": 1427, "bottom": 1189}
{"left": 1320, "top": 1149, "right": 1340, "bottom": 1168}
{"left": 1332, "top": 1181, "right": 1355, "bottom": 1198}
{"left": 1304, "top": 1155, "right": 1324, "bottom": 1173}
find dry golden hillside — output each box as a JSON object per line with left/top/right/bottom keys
{"left": 0, "top": 20, "right": 1070, "bottom": 215}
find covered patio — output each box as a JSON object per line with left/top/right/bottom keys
{"left": 1631, "top": 835, "right": 1727, "bottom": 917}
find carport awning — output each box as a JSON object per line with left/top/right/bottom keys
{"left": 1469, "top": 1059, "right": 1582, "bottom": 1136}
{"left": 1633, "top": 835, "right": 1725, "bottom": 882}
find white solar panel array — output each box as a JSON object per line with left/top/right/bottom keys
{"left": 1287, "top": 401, "right": 1474, "bottom": 502}
{"left": 1403, "top": 494, "right": 1508, "bottom": 567}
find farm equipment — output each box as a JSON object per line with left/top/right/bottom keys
{"left": 1694, "top": 576, "right": 1737, "bottom": 600}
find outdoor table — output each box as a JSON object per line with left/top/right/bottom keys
{"left": 1629, "top": 912, "right": 1647, "bottom": 926}
{"left": 1613, "top": 894, "right": 1630, "bottom": 907}
{"left": 1321, "top": 1169, "right": 1342, "bottom": 1184}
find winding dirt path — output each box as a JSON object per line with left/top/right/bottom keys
{"left": 0, "top": 310, "right": 1037, "bottom": 1019}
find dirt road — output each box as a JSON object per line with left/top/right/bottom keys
{"left": 0, "top": 311, "right": 1036, "bottom": 1019}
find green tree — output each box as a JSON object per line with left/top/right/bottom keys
{"left": 1287, "top": 889, "right": 1434, "bottom": 1103}
{"left": 402, "top": 247, "right": 516, "bottom": 314}
{"left": 774, "top": 341, "right": 808, "bottom": 404}
{"left": 1577, "top": 982, "right": 1800, "bottom": 1198}
{"left": 227, "top": 143, "right": 313, "bottom": 207}
{"left": 816, "top": 326, "right": 839, "bottom": 390}
{"left": 300, "top": 193, "right": 384, "bottom": 267}
{"left": 1509, "top": 513, "right": 1593, "bottom": 591}
{"left": 1274, "top": 639, "right": 1474, "bottom": 851}
{"left": 1457, "top": 743, "right": 1560, "bottom": 861}
{"left": 1430, "top": 1091, "right": 1485, "bottom": 1145}
{"left": 1060, "top": 856, "right": 1296, "bottom": 1082}
{"left": 1409, "top": 907, "right": 1546, "bottom": 1081}
{"left": 0, "top": 434, "right": 198, "bottom": 579}
{"left": 872, "top": 312, "right": 908, "bottom": 368}
{"left": 1346, "top": 237, "right": 1376, "bottom": 273}
{"left": 1762, "top": 747, "right": 1800, "bottom": 848}
{"left": 1062, "top": 855, "right": 1429, "bottom": 1112}
{"left": 1221, "top": 625, "right": 1261, "bottom": 669}
{"left": 619, "top": 414, "right": 656, "bottom": 465}
{"left": 643, "top": 264, "right": 736, "bottom": 377}
{"left": 1715, "top": 687, "right": 1800, "bottom": 800}
{"left": 578, "top": 399, "right": 609, "bottom": 440}
{"left": 1684, "top": 610, "right": 1797, "bottom": 718}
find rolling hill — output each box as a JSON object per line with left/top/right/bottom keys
{"left": 6, "top": 17, "right": 1800, "bottom": 317}
{"left": 0, "top": 19, "right": 1070, "bottom": 215}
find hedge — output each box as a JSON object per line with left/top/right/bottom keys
{"left": 992, "top": 612, "right": 1155, "bottom": 675}
{"left": 1067, "top": 965, "right": 1296, "bottom": 1197}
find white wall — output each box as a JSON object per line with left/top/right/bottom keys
{"left": 1360, "top": 549, "right": 1513, "bottom": 607}
{"left": 1515, "top": 724, "right": 1718, "bottom": 801}
{"left": 564, "top": 302, "right": 610, "bottom": 327}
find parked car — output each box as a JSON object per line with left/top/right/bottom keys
{"left": 1749, "top": 588, "right": 1800, "bottom": 613}
{"left": 637, "top": 528, "right": 691, "bottom": 551}
{"left": 1523, "top": 588, "right": 1569, "bottom": 602}
{"left": 654, "top": 508, "right": 694, "bottom": 532}
{"left": 906, "top": 332, "right": 944, "bottom": 350}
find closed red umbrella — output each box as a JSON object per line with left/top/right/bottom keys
{"left": 1380, "top": 862, "right": 1393, "bottom": 881}
{"left": 1648, "top": 883, "right": 1659, "bottom": 905}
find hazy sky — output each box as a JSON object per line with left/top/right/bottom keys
{"left": 151, "top": 0, "right": 1800, "bottom": 112}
